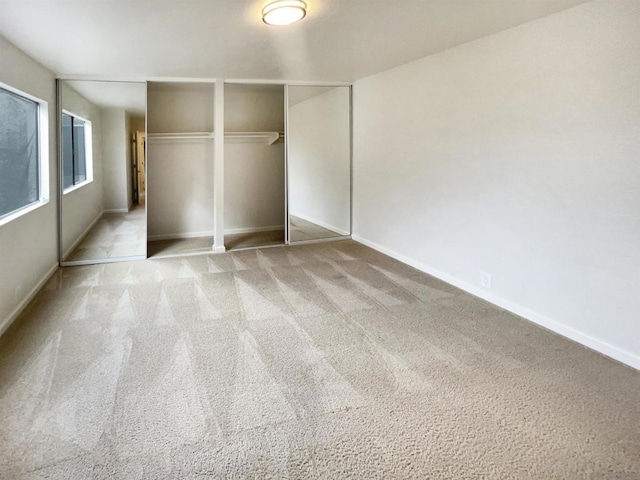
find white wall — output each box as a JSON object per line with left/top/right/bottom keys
{"left": 60, "top": 83, "right": 104, "bottom": 257}
{"left": 0, "top": 35, "right": 57, "bottom": 332}
{"left": 288, "top": 87, "right": 351, "bottom": 235}
{"left": 147, "top": 83, "right": 214, "bottom": 239}
{"left": 101, "top": 108, "right": 129, "bottom": 212}
{"left": 224, "top": 84, "right": 285, "bottom": 232}
{"left": 353, "top": 1, "right": 640, "bottom": 369}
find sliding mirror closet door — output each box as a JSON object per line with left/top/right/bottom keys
{"left": 59, "top": 80, "right": 147, "bottom": 265}
{"left": 287, "top": 86, "right": 351, "bottom": 242}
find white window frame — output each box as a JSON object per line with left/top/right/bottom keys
{"left": 0, "top": 81, "right": 49, "bottom": 227}
{"left": 61, "top": 109, "right": 93, "bottom": 194}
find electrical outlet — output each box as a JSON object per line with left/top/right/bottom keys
{"left": 480, "top": 272, "right": 492, "bottom": 289}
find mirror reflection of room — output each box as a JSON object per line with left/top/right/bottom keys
{"left": 60, "top": 80, "right": 146, "bottom": 263}
{"left": 287, "top": 86, "right": 351, "bottom": 242}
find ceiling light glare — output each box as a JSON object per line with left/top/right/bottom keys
{"left": 262, "top": 0, "right": 307, "bottom": 26}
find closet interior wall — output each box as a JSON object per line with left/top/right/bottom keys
{"left": 224, "top": 83, "right": 285, "bottom": 247}
{"left": 146, "top": 82, "right": 214, "bottom": 243}
{"left": 145, "top": 81, "right": 348, "bottom": 257}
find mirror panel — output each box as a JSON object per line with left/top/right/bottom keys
{"left": 59, "top": 80, "right": 146, "bottom": 264}
{"left": 287, "top": 86, "right": 351, "bottom": 242}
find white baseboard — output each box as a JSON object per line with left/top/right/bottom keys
{"left": 148, "top": 225, "right": 284, "bottom": 242}
{"left": 61, "top": 255, "right": 146, "bottom": 267}
{"left": 103, "top": 208, "right": 129, "bottom": 214}
{"left": 290, "top": 236, "right": 352, "bottom": 246}
{"left": 352, "top": 234, "right": 640, "bottom": 371}
{"left": 0, "top": 263, "right": 59, "bottom": 337}
{"left": 63, "top": 209, "right": 104, "bottom": 259}
{"left": 148, "top": 231, "right": 213, "bottom": 242}
{"left": 225, "top": 225, "right": 284, "bottom": 235}
{"left": 290, "top": 212, "right": 350, "bottom": 236}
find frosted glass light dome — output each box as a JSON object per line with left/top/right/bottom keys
{"left": 262, "top": 1, "right": 307, "bottom": 26}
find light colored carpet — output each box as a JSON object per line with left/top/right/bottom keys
{"left": 225, "top": 230, "right": 285, "bottom": 250}
{"left": 1, "top": 240, "right": 638, "bottom": 479}
{"left": 148, "top": 231, "right": 286, "bottom": 258}
{"left": 148, "top": 236, "right": 214, "bottom": 258}
{"left": 65, "top": 203, "right": 146, "bottom": 262}
{"left": 290, "top": 215, "right": 344, "bottom": 242}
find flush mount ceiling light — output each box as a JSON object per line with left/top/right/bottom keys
{"left": 262, "top": 0, "right": 307, "bottom": 26}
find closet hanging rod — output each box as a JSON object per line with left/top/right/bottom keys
{"left": 147, "top": 132, "right": 285, "bottom": 144}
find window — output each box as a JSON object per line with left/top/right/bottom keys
{"left": 62, "top": 111, "right": 92, "bottom": 191}
{"left": 0, "top": 83, "right": 49, "bottom": 223}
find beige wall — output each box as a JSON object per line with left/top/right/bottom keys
{"left": 0, "top": 34, "right": 58, "bottom": 332}
{"left": 224, "top": 84, "right": 285, "bottom": 232}
{"left": 130, "top": 115, "right": 145, "bottom": 134}
{"left": 101, "top": 109, "right": 129, "bottom": 212}
{"left": 60, "top": 83, "right": 104, "bottom": 258}
{"left": 147, "top": 83, "right": 215, "bottom": 239}
{"left": 125, "top": 113, "right": 132, "bottom": 209}
{"left": 353, "top": 1, "right": 640, "bottom": 369}
{"left": 146, "top": 82, "right": 286, "bottom": 239}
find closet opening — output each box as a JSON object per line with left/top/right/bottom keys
{"left": 224, "top": 83, "right": 286, "bottom": 251}
{"left": 146, "top": 81, "right": 216, "bottom": 258}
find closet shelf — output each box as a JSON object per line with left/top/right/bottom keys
{"left": 148, "top": 132, "right": 213, "bottom": 141}
{"left": 148, "top": 132, "right": 284, "bottom": 145}
{"left": 225, "top": 132, "right": 283, "bottom": 145}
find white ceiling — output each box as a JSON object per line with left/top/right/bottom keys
{"left": 0, "top": 0, "right": 587, "bottom": 82}
{"left": 63, "top": 80, "right": 147, "bottom": 116}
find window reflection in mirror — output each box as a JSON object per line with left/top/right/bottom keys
{"left": 62, "top": 112, "right": 92, "bottom": 190}
{"left": 59, "top": 80, "right": 146, "bottom": 264}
